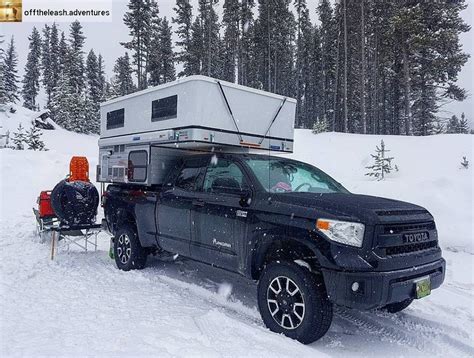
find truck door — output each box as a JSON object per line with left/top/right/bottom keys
{"left": 157, "top": 157, "right": 207, "bottom": 257}
{"left": 191, "top": 158, "right": 251, "bottom": 272}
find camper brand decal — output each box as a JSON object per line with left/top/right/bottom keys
{"left": 212, "top": 238, "right": 232, "bottom": 249}
{"left": 236, "top": 210, "right": 248, "bottom": 218}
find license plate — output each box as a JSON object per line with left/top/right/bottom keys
{"left": 414, "top": 276, "right": 431, "bottom": 299}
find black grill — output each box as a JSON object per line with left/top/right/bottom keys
{"left": 386, "top": 241, "right": 438, "bottom": 256}
{"left": 383, "top": 221, "right": 436, "bottom": 235}
{"left": 376, "top": 209, "right": 429, "bottom": 217}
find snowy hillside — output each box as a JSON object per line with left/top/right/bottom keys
{"left": 1, "top": 105, "right": 473, "bottom": 357}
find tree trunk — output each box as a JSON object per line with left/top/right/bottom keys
{"left": 403, "top": 40, "right": 412, "bottom": 135}
{"left": 343, "top": 0, "right": 348, "bottom": 133}
{"left": 360, "top": 0, "right": 367, "bottom": 134}
{"left": 332, "top": 10, "right": 342, "bottom": 132}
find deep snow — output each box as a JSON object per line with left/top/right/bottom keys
{"left": 0, "top": 105, "right": 473, "bottom": 357}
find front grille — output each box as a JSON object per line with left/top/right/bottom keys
{"left": 383, "top": 221, "right": 436, "bottom": 235}
{"left": 386, "top": 241, "right": 438, "bottom": 256}
{"left": 376, "top": 209, "right": 429, "bottom": 217}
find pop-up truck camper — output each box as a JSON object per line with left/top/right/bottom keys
{"left": 98, "top": 75, "right": 296, "bottom": 185}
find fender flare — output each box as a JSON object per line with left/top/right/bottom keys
{"left": 249, "top": 230, "right": 327, "bottom": 280}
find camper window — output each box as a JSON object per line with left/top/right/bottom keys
{"left": 107, "top": 108, "right": 125, "bottom": 129}
{"left": 128, "top": 150, "right": 148, "bottom": 182}
{"left": 151, "top": 95, "right": 177, "bottom": 121}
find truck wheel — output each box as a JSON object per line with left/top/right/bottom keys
{"left": 114, "top": 224, "right": 147, "bottom": 271}
{"left": 382, "top": 298, "right": 413, "bottom": 313}
{"left": 257, "top": 261, "right": 333, "bottom": 344}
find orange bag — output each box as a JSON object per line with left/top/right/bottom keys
{"left": 68, "top": 156, "right": 89, "bottom": 182}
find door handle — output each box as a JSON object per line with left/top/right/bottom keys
{"left": 192, "top": 199, "right": 205, "bottom": 207}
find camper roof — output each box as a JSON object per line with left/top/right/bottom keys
{"left": 101, "top": 75, "right": 297, "bottom": 107}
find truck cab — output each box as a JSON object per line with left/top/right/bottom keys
{"left": 103, "top": 152, "right": 445, "bottom": 344}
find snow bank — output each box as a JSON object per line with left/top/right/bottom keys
{"left": 0, "top": 104, "right": 99, "bottom": 222}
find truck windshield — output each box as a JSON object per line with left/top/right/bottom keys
{"left": 244, "top": 158, "right": 349, "bottom": 194}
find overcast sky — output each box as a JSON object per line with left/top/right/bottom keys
{"left": 0, "top": 0, "right": 472, "bottom": 125}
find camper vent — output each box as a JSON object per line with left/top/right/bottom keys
{"left": 113, "top": 145, "right": 125, "bottom": 153}
{"left": 112, "top": 167, "right": 126, "bottom": 181}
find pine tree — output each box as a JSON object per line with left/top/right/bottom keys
{"left": 238, "top": 0, "right": 257, "bottom": 87}
{"left": 222, "top": 0, "right": 240, "bottom": 82}
{"left": 188, "top": 17, "right": 205, "bottom": 75}
{"left": 58, "top": 31, "right": 69, "bottom": 75}
{"left": 458, "top": 113, "right": 469, "bottom": 134}
{"left": 45, "top": 31, "right": 70, "bottom": 123}
{"left": 85, "top": 49, "right": 101, "bottom": 133}
{"left": 26, "top": 124, "right": 46, "bottom": 151}
{"left": 49, "top": 72, "right": 85, "bottom": 132}
{"left": 147, "top": 10, "right": 162, "bottom": 86}
{"left": 447, "top": 115, "right": 459, "bottom": 134}
{"left": 0, "top": 35, "right": 7, "bottom": 105}
{"left": 97, "top": 54, "right": 107, "bottom": 100}
{"left": 365, "top": 140, "right": 395, "bottom": 180}
{"left": 112, "top": 53, "right": 136, "bottom": 97}
{"left": 159, "top": 17, "right": 176, "bottom": 83}
{"left": 198, "top": 0, "right": 222, "bottom": 78}
{"left": 408, "top": 1, "right": 470, "bottom": 136}
{"left": 12, "top": 123, "right": 26, "bottom": 150}
{"left": 49, "top": 24, "right": 61, "bottom": 103}
{"left": 294, "top": 0, "right": 315, "bottom": 128}
{"left": 42, "top": 23, "right": 61, "bottom": 107}
{"left": 122, "top": 0, "right": 156, "bottom": 90}
{"left": 308, "top": 26, "right": 324, "bottom": 128}
{"left": 149, "top": 16, "right": 176, "bottom": 86}
{"left": 254, "top": 0, "right": 295, "bottom": 96}
{"left": 317, "top": 0, "right": 336, "bottom": 129}
{"left": 21, "top": 27, "right": 42, "bottom": 111}
{"left": 68, "top": 21, "right": 86, "bottom": 94}
{"left": 312, "top": 118, "right": 328, "bottom": 134}
{"left": 41, "top": 24, "right": 52, "bottom": 104}
{"left": 431, "top": 119, "right": 445, "bottom": 135}
{"left": 460, "top": 156, "right": 469, "bottom": 169}
{"left": 173, "top": 0, "right": 194, "bottom": 77}
{"left": 3, "top": 36, "right": 19, "bottom": 103}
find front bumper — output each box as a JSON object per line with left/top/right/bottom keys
{"left": 321, "top": 258, "right": 446, "bottom": 310}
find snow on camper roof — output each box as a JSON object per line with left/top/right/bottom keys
{"left": 99, "top": 75, "right": 296, "bottom": 153}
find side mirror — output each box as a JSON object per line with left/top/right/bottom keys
{"left": 239, "top": 188, "right": 252, "bottom": 207}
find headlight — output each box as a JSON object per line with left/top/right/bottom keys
{"left": 316, "top": 219, "right": 365, "bottom": 247}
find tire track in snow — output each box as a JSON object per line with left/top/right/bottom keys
{"left": 335, "top": 307, "right": 474, "bottom": 357}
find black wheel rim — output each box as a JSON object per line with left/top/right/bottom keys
{"left": 117, "top": 234, "right": 131, "bottom": 265}
{"left": 267, "top": 276, "right": 305, "bottom": 330}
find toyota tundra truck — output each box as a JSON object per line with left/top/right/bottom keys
{"left": 102, "top": 152, "right": 445, "bottom": 344}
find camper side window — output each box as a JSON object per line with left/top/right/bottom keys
{"left": 128, "top": 150, "right": 148, "bottom": 182}
{"left": 107, "top": 108, "right": 125, "bottom": 129}
{"left": 151, "top": 95, "right": 177, "bottom": 121}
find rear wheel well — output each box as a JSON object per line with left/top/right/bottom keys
{"left": 113, "top": 208, "right": 136, "bottom": 234}
{"left": 252, "top": 238, "right": 320, "bottom": 280}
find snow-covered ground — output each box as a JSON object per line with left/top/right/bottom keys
{"left": 1, "top": 105, "right": 473, "bottom": 357}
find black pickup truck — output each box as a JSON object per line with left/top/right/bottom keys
{"left": 103, "top": 152, "right": 445, "bottom": 344}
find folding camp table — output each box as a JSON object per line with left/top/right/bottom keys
{"left": 34, "top": 207, "right": 102, "bottom": 260}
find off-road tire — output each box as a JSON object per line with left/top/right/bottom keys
{"left": 382, "top": 298, "right": 413, "bottom": 313}
{"left": 114, "top": 224, "right": 147, "bottom": 271}
{"left": 257, "top": 261, "right": 333, "bottom": 344}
